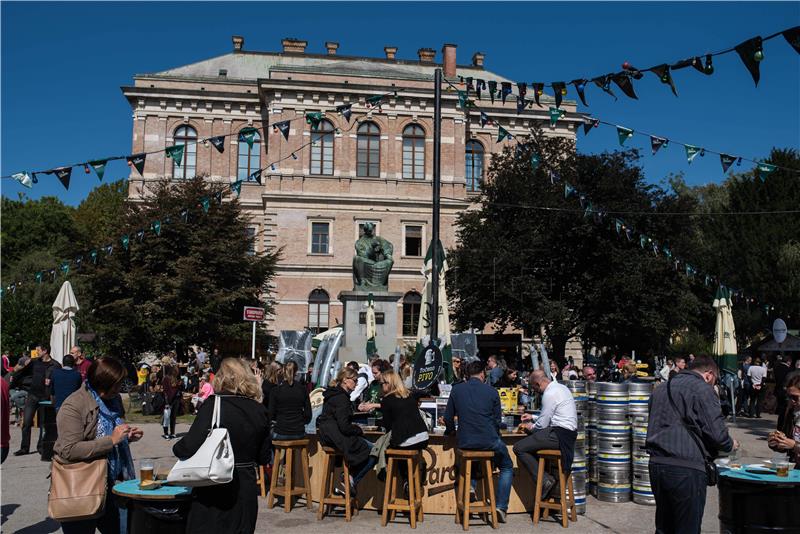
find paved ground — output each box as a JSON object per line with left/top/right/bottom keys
{"left": 0, "top": 413, "right": 778, "bottom": 533}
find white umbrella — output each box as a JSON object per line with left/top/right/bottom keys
{"left": 50, "top": 281, "right": 79, "bottom": 364}
{"left": 713, "top": 286, "right": 738, "bottom": 373}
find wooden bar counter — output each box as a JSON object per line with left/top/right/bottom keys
{"left": 306, "top": 430, "right": 538, "bottom": 514}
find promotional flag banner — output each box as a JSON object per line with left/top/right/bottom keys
{"left": 127, "top": 154, "right": 146, "bottom": 176}
{"left": 617, "top": 126, "right": 634, "bottom": 146}
{"left": 89, "top": 160, "right": 107, "bottom": 181}
{"left": 12, "top": 172, "right": 33, "bottom": 188}
{"left": 651, "top": 136, "right": 668, "bottom": 155}
{"left": 166, "top": 145, "right": 185, "bottom": 166}
{"left": 273, "top": 120, "right": 291, "bottom": 140}
{"left": 209, "top": 136, "right": 225, "bottom": 153}
{"left": 55, "top": 167, "right": 72, "bottom": 190}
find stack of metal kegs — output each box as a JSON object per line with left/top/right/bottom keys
{"left": 628, "top": 382, "right": 655, "bottom": 505}
{"left": 595, "top": 382, "right": 631, "bottom": 502}
{"left": 586, "top": 381, "right": 598, "bottom": 497}
{"left": 566, "top": 381, "right": 588, "bottom": 514}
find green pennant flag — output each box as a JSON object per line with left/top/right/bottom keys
{"left": 549, "top": 107, "right": 566, "bottom": 126}
{"left": 497, "top": 126, "right": 511, "bottom": 143}
{"left": 200, "top": 197, "right": 210, "bottom": 213}
{"left": 457, "top": 90, "right": 469, "bottom": 110}
{"left": 121, "top": 234, "right": 130, "bottom": 250}
{"left": 366, "top": 95, "right": 384, "bottom": 107}
{"left": 230, "top": 180, "right": 243, "bottom": 197}
{"left": 617, "top": 126, "right": 634, "bottom": 146}
{"left": 151, "top": 220, "right": 161, "bottom": 236}
{"left": 757, "top": 162, "right": 776, "bottom": 180}
{"left": 564, "top": 183, "right": 576, "bottom": 198}
{"left": 90, "top": 249, "right": 98, "bottom": 264}
{"left": 615, "top": 219, "right": 622, "bottom": 235}
{"left": 166, "top": 145, "right": 185, "bottom": 166}
{"left": 60, "top": 261, "right": 70, "bottom": 275}
{"left": 685, "top": 145, "right": 701, "bottom": 164}
{"left": 238, "top": 127, "right": 258, "bottom": 149}
{"left": 35, "top": 271, "right": 43, "bottom": 283}
{"left": 305, "top": 112, "right": 323, "bottom": 130}
{"left": 640, "top": 235, "right": 648, "bottom": 249}
{"left": 531, "top": 153, "right": 540, "bottom": 172}
{"left": 89, "top": 160, "right": 107, "bottom": 181}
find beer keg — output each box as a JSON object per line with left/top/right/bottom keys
{"left": 597, "top": 414, "right": 631, "bottom": 503}
{"left": 627, "top": 382, "right": 653, "bottom": 418}
{"left": 571, "top": 447, "right": 587, "bottom": 514}
{"left": 596, "top": 382, "right": 629, "bottom": 421}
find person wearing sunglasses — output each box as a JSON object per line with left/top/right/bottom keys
{"left": 768, "top": 373, "right": 800, "bottom": 469}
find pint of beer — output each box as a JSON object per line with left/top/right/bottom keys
{"left": 140, "top": 459, "right": 154, "bottom": 482}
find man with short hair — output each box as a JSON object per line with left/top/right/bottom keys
{"left": 513, "top": 370, "right": 578, "bottom": 501}
{"left": 747, "top": 358, "right": 768, "bottom": 418}
{"left": 443, "top": 360, "right": 513, "bottom": 523}
{"left": 11, "top": 345, "right": 60, "bottom": 456}
{"left": 70, "top": 345, "right": 90, "bottom": 381}
{"left": 486, "top": 355, "right": 503, "bottom": 387}
{"left": 50, "top": 355, "right": 82, "bottom": 411}
{"left": 196, "top": 346, "right": 207, "bottom": 367}
{"left": 582, "top": 366, "right": 597, "bottom": 382}
{"left": 669, "top": 356, "right": 686, "bottom": 379}
{"left": 646, "top": 355, "right": 737, "bottom": 534}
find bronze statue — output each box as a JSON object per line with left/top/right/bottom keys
{"left": 353, "top": 222, "right": 394, "bottom": 291}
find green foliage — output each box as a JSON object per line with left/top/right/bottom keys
{"left": 73, "top": 180, "right": 129, "bottom": 246}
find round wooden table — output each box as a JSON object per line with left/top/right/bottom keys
{"left": 112, "top": 480, "right": 192, "bottom": 534}
{"left": 307, "top": 430, "right": 538, "bottom": 514}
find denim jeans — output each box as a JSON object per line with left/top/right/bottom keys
{"left": 272, "top": 432, "right": 306, "bottom": 441}
{"left": 649, "top": 463, "right": 706, "bottom": 534}
{"left": 468, "top": 438, "right": 513, "bottom": 512}
{"left": 353, "top": 438, "right": 377, "bottom": 485}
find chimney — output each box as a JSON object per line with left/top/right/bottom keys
{"left": 232, "top": 35, "right": 244, "bottom": 52}
{"left": 325, "top": 42, "right": 339, "bottom": 55}
{"left": 442, "top": 43, "right": 457, "bottom": 78}
{"left": 472, "top": 52, "right": 485, "bottom": 68}
{"left": 384, "top": 46, "right": 398, "bottom": 60}
{"left": 282, "top": 38, "right": 308, "bottom": 54}
{"left": 418, "top": 48, "right": 436, "bottom": 64}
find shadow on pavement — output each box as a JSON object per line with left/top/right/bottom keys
{"left": 2, "top": 503, "right": 20, "bottom": 524}
{"left": 13, "top": 517, "right": 60, "bottom": 534}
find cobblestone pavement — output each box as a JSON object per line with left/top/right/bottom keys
{"left": 0, "top": 414, "right": 777, "bottom": 533}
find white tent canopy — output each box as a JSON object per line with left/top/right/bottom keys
{"left": 50, "top": 281, "right": 79, "bottom": 365}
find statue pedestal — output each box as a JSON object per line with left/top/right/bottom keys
{"left": 338, "top": 290, "right": 403, "bottom": 363}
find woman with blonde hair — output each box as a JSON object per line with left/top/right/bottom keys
{"left": 173, "top": 358, "right": 270, "bottom": 534}
{"left": 317, "top": 366, "right": 376, "bottom": 496}
{"left": 362, "top": 370, "right": 428, "bottom": 450}
{"left": 261, "top": 360, "right": 283, "bottom": 411}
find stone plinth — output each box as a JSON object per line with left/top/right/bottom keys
{"left": 338, "top": 290, "right": 403, "bottom": 362}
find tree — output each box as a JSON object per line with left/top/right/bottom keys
{"left": 448, "top": 130, "right": 704, "bottom": 362}
{"left": 73, "top": 180, "right": 129, "bottom": 246}
{"left": 79, "top": 177, "right": 280, "bottom": 358}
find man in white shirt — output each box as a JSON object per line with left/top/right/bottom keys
{"left": 346, "top": 361, "right": 373, "bottom": 403}
{"left": 747, "top": 360, "right": 768, "bottom": 418}
{"left": 512, "top": 370, "right": 578, "bottom": 499}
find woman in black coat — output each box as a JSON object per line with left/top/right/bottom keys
{"left": 316, "top": 366, "right": 376, "bottom": 495}
{"left": 173, "top": 358, "right": 270, "bottom": 534}
{"left": 360, "top": 369, "right": 429, "bottom": 450}
{"left": 268, "top": 361, "right": 312, "bottom": 440}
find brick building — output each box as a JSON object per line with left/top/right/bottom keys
{"left": 121, "top": 36, "right": 578, "bottom": 349}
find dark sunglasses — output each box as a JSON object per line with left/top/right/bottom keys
{"left": 789, "top": 394, "right": 800, "bottom": 402}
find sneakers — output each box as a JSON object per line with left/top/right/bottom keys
{"left": 335, "top": 473, "right": 357, "bottom": 498}
{"left": 496, "top": 509, "right": 507, "bottom": 524}
{"left": 13, "top": 449, "right": 29, "bottom": 456}
{"left": 540, "top": 474, "right": 556, "bottom": 500}
{"left": 162, "top": 434, "right": 170, "bottom": 440}
{"left": 469, "top": 489, "right": 479, "bottom": 503}
{"left": 169, "top": 434, "right": 176, "bottom": 440}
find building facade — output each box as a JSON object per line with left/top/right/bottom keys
{"left": 122, "top": 37, "right": 579, "bottom": 348}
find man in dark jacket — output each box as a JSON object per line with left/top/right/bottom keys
{"left": 646, "top": 355, "right": 737, "bottom": 534}
{"left": 50, "top": 355, "right": 83, "bottom": 410}
{"left": 11, "top": 345, "right": 61, "bottom": 456}
{"left": 443, "top": 360, "right": 513, "bottom": 523}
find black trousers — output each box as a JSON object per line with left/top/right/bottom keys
{"left": 649, "top": 463, "right": 707, "bottom": 534}
{"left": 748, "top": 386, "right": 765, "bottom": 417}
{"left": 512, "top": 427, "right": 559, "bottom": 485}
{"left": 19, "top": 392, "right": 43, "bottom": 452}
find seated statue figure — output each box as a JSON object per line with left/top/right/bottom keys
{"left": 352, "top": 222, "right": 394, "bottom": 291}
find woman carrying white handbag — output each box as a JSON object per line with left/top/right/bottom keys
{"left": 172, "top": 358, "right": 270, "bottom": 534}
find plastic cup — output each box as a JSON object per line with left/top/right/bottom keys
{"left": 367, "top": 417, "right": 376, "bottom": 427}
{"left": 776, "top": 462, "right": 791, "bottom": 477}
{"left": 140, "top": 459, "right": 154, "bottom": 482}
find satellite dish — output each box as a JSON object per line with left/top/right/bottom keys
{"left": 773, "top": 318, "right": 788, "bottom": 344}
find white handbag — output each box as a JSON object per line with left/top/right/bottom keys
{"left": 167, "top": 395, "right": 235, "bottom": 487}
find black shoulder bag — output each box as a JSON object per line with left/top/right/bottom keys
{"left": 666, "top": 379, "right": 718, "bottom": 486}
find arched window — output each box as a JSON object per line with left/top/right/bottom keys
{"left": 310, "top": 119, "right": 334, "bottom": 175}
{"left": 402, "top": 291, "right": 422, "bottom": 337}
{"left": 465, "top": 140, "right": 485, "bottom": 192}
{"left": 237, "top": 130, "right": 261, "bottom": 181}
{"left": 357, "top": 122, "right": 380, "bottom": 177}
{"left": 172, "top": 126, "right": 197, "bottom": 179}
{"left": 402, "top": 124, "right": 425, "bottom": 180}
{"left": 308, "top": 289, "right": 330, "bottom": 334}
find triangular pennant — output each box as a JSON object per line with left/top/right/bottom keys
{"left": 552, "top": 82, "right": 566, "bottom": 108}
{"left": 305, "top": 112, "right": 323, "bottom": 130}
{"left": 54, "top": 167, "right": 72, "bottom": 190}
{"left": 271, "top": 120, "right": 291, "bottom": 141}
{"left": 136, "top": 229, "right": 145, "bottom": 241}
{"left": 366, "top": 95, "right": 384, "bottom": 108}
{"left": 550, "top": 171, "right": 560, "bottom": 185}
{"left": 166, "top": 144, "right": 185, "bottom": 166}
{"left": 584, "top": 202, "right": 593, "bottom": 218}
{"left": 593, "top": 75, "right": 617, "bottom": 100}
{"left": 624, "top": 227, "right": 633, "bottom": 241}
{"left": 200, "top": 197, "right": 210, "bottom": 213}
{"left": 496, "top": 126, "right": 512, "bottom": 143}
{"left": 582, "top": 118, "right": 599, "bottom": 135}
{"left": 651, "top": 64, "right": 678, "bottom": 96}
{"left": 571, "top": 79, "right": 588, "bottom": 106}
{"left": 60, "top": 261, "right": 69, "bottom": 275}
{"left": 516, "top": 96, "right": 525, "bottom": 114}
{"left": 35, "top": 271, "right": 43, "bottom": 283}
{"left": 249, "top": 169, "right": 263, "bottom": 184}
{"left": 579, "top": 194, "right": 586, "bottom": 208}
{"left": 617, "top": 126, "right": 634, "bottom": 146}
{"left": 757, "top": 162, "right": 776, "bottom": 181}
{"left": 720, "top": 154, "right": 736, "bottom": 173}
{"left": 180, "top": 209, "right": 189, "bottom": 223}
{"left": 614, "top": 219, "right": 622, "bottom": 235}
{"left": 89, "top": 160, "right": 107, "bottom": 181}
{"left": 685, "top": 145, "right": 701, "bottom": 164}
{"left": 564, "top": 183, "right": 576, "bottom": 199}
{"left": 121, "top": 234, "right": 130, "bottom": 250}
{"left": 209, "top": 136, "right": 225, "bottom": 153}
{"left": 783, "top": 26, "right": 800, "bottom": 54}
{"left": 612, "top": 73, "right": 638, "bottom": 99}
{"left": 48, "top": 268, "right": 56, "bottom": 280}
{"left": 500, "top": 82, "right": 512, "bottom": 104}
{"left": 532, "top": 83, "right": 544, "bottom": 106}
{"left": 336, "top": 104, "right": 352, "bottom": 123}
{"left": 640, "top": 235, "right": 648, "bottom": 249}
{"left": 104, "top": 243, "right": 113, "bottom": 256}
{"left": 530, "top": 153, "right": 540, "bottom": 172}
{"left": 650, "top": 136, "right": 668, "bottom": 155}
{"left": 549, "top": 107, "right": 566, "bottom": 126}
{"left": 652, "top": 241, "right": 659, "bottom": 256}
{"left": 151, "top": 220, "right": 161, "bottom": 236}
{"left": 11, "top": 171, "right": 33, "bottom": 188}
{"left": 475, "top": 79, "right": 485, "bottom": 99}
{"left": 735, "top": 36, "right": 763, "bottom": 86}
{"left": 480, "top": 112, "right": 490, "bottom": 128}
{"left": 488, "top": 80, "right": 497, "bottom": 103}
{"left": 663, "top": 246, "right": 672, "bottom": 259}
{"left": 238, "top": 127, "right": 258, "bottom": 149}
{"left": 127, "top": 153, "right": 146, "bottom": 176}
{"left": 516, "top": 82, "right": 527, "bottom": 99}
{"left": 214, "top": 191, "right": 223, "bottom": 205}
{"left": 90, "top": 249, "right": 98, "bottom": 264}
{"left": 458, "top": 90, "right": 469, "bottom": 110}
{"left": 230, "top": 180, "right": 243, "bottom": 197}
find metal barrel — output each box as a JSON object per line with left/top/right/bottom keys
{"left": 597, "top": 411, "right": 631, "bottom": 503}
{"left": 596, "top": 382, "right": 629, "bottom": 421}
{"left": 627, "top": 382, "right": 653, "bottom": 418}
{"left": 571, "top": 468, "right": 587, "bottom": 515}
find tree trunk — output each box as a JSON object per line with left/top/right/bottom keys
{"left": 549, "top": 334, "right": 568, "bottom": 368}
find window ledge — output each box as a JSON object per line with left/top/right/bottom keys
{"left": 307, "top": 253, "right": 334, "bottom": 257}
{"left": 401, "top": 255, "right": 423, "bottom": 260}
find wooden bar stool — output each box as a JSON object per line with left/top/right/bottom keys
{"left": 268, "top": 439, "right": 312, "bottom": 512}
{"left": 381, "top": 448, "right": 424, "bottom": 528}
{"left": 532, "top": 449, "right": 576, "bottom": 528}
{"left": 454, "top": 449, "right": 497, "bottom": 531}
{"left": 257, "top": 465, "right": 269, "bottom": 498}
{"left": 317, "top": 446, "right": 358, "bottom": 522}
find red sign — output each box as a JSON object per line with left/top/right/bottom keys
{"left": 243, "top": 306, "right": 265, "bottom": 321}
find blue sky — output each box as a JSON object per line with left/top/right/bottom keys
{"left": 2, "top": 1, "right": 798, "bottom": 206}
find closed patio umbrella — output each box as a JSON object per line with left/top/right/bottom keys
{"left": 50, "top": 281, "right": 79, "bottom": 365}
{"left": 713, "top": 286, "right": 738, "bottom": 374}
